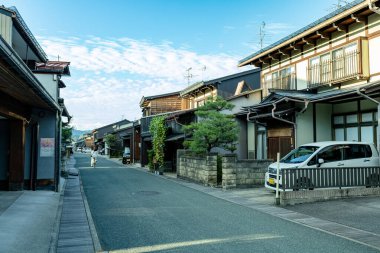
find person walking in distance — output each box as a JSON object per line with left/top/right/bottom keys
{"left": 91, "top": 146, "right": 98, "bottom": 167}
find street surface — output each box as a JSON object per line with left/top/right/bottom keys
{"left": 285, "top": 196, "right": 380, "bottom": 234}
{"left": 76, "top": 153, "right": 378, "bottom": 253}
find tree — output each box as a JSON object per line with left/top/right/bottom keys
{"left": 61, "top": 126, "right": 73, "bottom": 143}
{"left": 184, "top": 96, "right": 239, "bottom": 154}
{"left": 149, "top": 116, "right": 167, "bottom": 168}
{"left": 104, "top": 133, "right": 122, "bottom": 157}
{"left": 104, "top": 133, "right": 117, "bottom": 148}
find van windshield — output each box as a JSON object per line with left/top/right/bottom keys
{"left": 280, "top": 146, "right": 319, "bottom": 164}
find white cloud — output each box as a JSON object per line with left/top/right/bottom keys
{"left": 43, "top": 36, "right": 249, "bottom": 130}
{"left": 40, "top": 36, "right": 240, "bottom": 81}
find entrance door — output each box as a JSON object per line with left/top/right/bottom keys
{"left": 0, "top": 117, "right": 10, "bottom": 190}
{"left": 267, "top": 128, "right": 293, "bottom": 160}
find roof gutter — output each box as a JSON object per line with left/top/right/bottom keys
{"left": 356, "top": 87, "right": 380, "bottom": 151}
{"left": 368, "top": 0, "right": 380, "bottom": 15}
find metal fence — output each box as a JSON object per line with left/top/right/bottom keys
{"left": 281, "top": 167, "right": 380, "bottom": 190}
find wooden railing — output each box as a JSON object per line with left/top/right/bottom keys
{"left": 308, "top": 50, "right": 359, "bottom": 88}
{"left": 279, "top": 167, "right": 380, "bottom": 190}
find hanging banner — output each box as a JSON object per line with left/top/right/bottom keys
{"left": 40, "top": 138, "right": 55, "bottom": 157}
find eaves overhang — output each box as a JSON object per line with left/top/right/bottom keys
{"left": 238, "top": 0, "right": 369, "bottom": 67}
{"left": 140, "top": 91, "right": 181, "bottom": 108}
{"left": 0, "top": 36, "right": 60, "bottom": 111}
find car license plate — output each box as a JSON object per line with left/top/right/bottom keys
{"left": 268, "top": 178, "right": 275, "bottom": 185}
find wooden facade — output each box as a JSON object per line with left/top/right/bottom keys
{"left": 241, "top": 0, "right": 380, "bottom": 159}
{"left": 140, "top": 92, "right": 187, "bottom": 117}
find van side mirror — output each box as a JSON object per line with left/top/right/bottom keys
{"left": 317, "top": 158, "right": 324, "bottom": 167}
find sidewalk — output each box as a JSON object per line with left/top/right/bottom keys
{"left": 0, "top": 189, "right": 61, "bottom": 253}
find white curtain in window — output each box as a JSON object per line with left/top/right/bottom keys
{"left": 346, "top": 127, "right": 358, "bottom": 141}
{"left": 335, "top": 128, "right": 344, "bottom": 141}
{"left": 361, "top": 126, "right": 374, "bottom": 143}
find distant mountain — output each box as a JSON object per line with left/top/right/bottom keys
{"left": 72, "top": 129, "right": 91, "bottom": 141}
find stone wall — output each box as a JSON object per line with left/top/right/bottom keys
{"left": 177, "top": 150, "right": 272, "bottom": 189}
{"left": 177, "top": 150, "right": 218, "bottom": 187}
{"left": 222, "top": 154, "right": 272, "bottom": 189}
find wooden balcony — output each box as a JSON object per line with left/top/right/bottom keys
{"left": 307, "top": 50, "right": 361, "bottom": 88}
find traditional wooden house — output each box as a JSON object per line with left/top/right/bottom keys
{"left": 180, "top": 69, "right": 262, "bottom": 159}
{"left": 140, "top": 91, "right": 190, "bottom": 168}
{"left": 93, "top": 119, "right": 131, "bottom": 154}
{"left": 0, "top": 6, "right": 70, "bottom": 191}
{"left": 239, "top": 0, "right": 380, "bottom": 160}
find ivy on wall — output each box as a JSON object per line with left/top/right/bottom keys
{"left": 149, "top": 116, "right": 167, "bottom": 168}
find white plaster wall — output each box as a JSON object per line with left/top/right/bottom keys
{"left": 296, "top": 105, "right": 314, "bottom": 146}
{"left": 271, "top": 60, "right": 279, "bottom": 71}
{"left": 296, "top": 60, "right": 308, "bottom": 90}
{"left": 348, "top": 22, "right": 365, "bottom": 40}
{"left": 291, "top": 50, "right": 302, "bottom": 63}
{"left": 35, "top": 74, "right": 58, "bottom": 101}
{"left": 369, "top": 36, "right": 380, "bottom": 75}
{"left": 368, "top": 13, "right": 380, "bottom": 35}
{"left": 316, "top": 38, "right": 329, "bottom": 54}
{"left": 316, "top": 104, "right": 332, "bottom": 142}
{"left": 331, "top": 30, "right": 346, "bottom": 48}
{"left": 361, "top": 99, "right": 379, "bottom": 111}
{"left": 225, "top": 92, "right": 262, "bottom": 115}
{"left": 247, "top": 122, "right": 255, "bottom": 159}
{"left": 333, "top": 101, "right": 357, "bottom": 114}
{"left": 303, "top": 44, "right": 315, "bottom": 58}
{"left": 0, "top": 14, "right": 12, "bottom": 45}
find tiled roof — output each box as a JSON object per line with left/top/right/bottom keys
{"left": 238, "top": 0, "right": 364, "bottom": 65}
{"left": 35, "top": 61, "right": 71, "bottom": 75}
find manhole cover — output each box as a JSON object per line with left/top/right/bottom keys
{"left": 133, "top": 191, "right": 160, "bottom": 196}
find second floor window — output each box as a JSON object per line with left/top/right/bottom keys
{"left": 264, "top": 66, "right": 296, "bottom": 92}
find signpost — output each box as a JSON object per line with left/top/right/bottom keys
{"left": 275, "top": 152, "right": 280, "bottom": 205}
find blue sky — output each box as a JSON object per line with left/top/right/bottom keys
{"left": 6, "top": 0, "right": 339, "bottom": 130}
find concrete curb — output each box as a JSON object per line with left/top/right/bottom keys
{"left": 79, "top": 170, "right": 103, "bottom": 253}
{"left": 48, "top": 178, "right": 67, "bottom": 253}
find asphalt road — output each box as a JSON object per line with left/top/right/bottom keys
{"left": 76, "top": 153, "right": 379, "bottom": 253}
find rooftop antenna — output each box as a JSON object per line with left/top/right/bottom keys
{"left": 185, "top": 67, "right": 193, "bottom": 86}
{"left": 331, "top": 0, "right": 350, "bottom": 10}
{"left": 259, "top": 21, "right": 266, "bottom": 50}
{"left": 57, "top": 55, "right": 60, "bottom": 61}
{"left": 200, "top": 65, "right": 206, "bottom": 81}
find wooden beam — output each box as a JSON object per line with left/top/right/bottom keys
{"left": 278, "top": 49, "right": 289, "bottom": 56}
{"left": 289, "top": 42, "right": 302, "bottom": 51}
{"left": 332, "top": 22, "right": 345, "bottom": 32}
{"left": 316, "top": 31, "right": 328, "bottom": 39}
{"left": 302, "top": 38, "right": 315, "bottom": 46}
{"left": 351, "top": 14, "right": 365, "bottom": 23}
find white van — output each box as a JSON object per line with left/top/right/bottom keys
{"left": 265, "top": 141, "right": 379, "bottom": 190}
